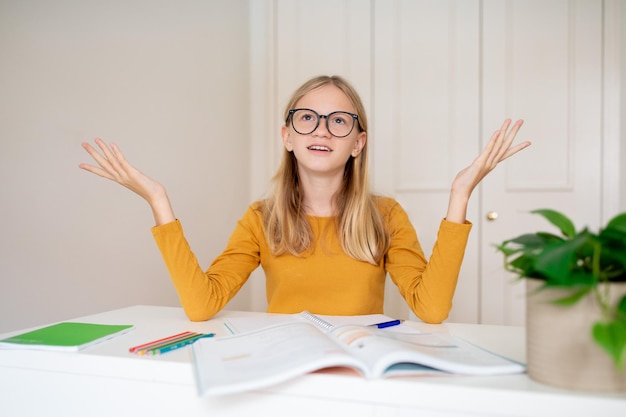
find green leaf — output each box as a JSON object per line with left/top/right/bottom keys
{"left": 592, "top": 320, "right": 626, "bottom": 371}
{"left": 495, "top": 232, "right": 563, "bottom": 260}
{"left": 549, "top": 286, "right": 593, "bottom": 306}
{"left": 493, "top": 243, "right": 521, "bottom": 257}
{"left": 599, "top": 245, "right": 626, "bottom": 269}
{"left": 599, "top": 219, "right": 626, "bottom": 280}
{"left": 533, "top": 233, "right": 591, "bottom": 284}
{"left": 606, "top": 213, "right": 626, "bottom": 235}
{"left": 506, "top": 254, "right": 545, "bottom": 279}
{"left": 531, "top": 209, "right": 577, "bottom": 238}
{"left": 600, "top": 226, "right": 626, "bottom": 245}
{"left": 508, "top": 232, "right": 563, "bottom": 247}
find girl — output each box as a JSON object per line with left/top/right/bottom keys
{"left": 80, "top": 75, "right": 530, "bottom": 323}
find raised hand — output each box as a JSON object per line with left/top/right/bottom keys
{"left": 79, "top": 138, "right": 176, "bottom": 225}
{"left": 446, "top": 119, "right": 531, "bottom": 223}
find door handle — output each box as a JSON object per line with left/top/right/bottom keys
{"left": 486, "top": 211, "right": 498, "bottom": 221}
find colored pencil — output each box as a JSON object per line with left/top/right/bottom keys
{"left": 128, "top": 331, "right": 194, "bottom": 353}
{"left": 136, "top": 332, "right": 202, "bottom": 355}
{"left": 147, "top": 333, "right": 215, "bottom": 355}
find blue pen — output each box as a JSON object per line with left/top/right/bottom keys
{"left": 149, "top": 333, "right": 215, "bottom": 355}
{"left": 369, "top": 319, "right": 402, "bottom": 329}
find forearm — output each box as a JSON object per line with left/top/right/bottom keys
{"left": 445, "top": 189, "right": 470, "bottom": 224}
{"left": 146, "top": 187, "right": 176, "bottom": 226}
{"left": 383, "top": 199, "right": 473, "bottom": 322}
{"left": 405, "top": 223, "right": 470, "bottom": 323}
{"left": 151, "top": 221, "right": 226, "bottom": 320}
{"left": 151, "top": 219, "right": 255, "bottom": 321}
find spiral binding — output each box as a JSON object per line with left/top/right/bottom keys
{"left": 300, "top": 311, "right": 334, "bottom": 331}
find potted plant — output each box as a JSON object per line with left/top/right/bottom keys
{"left": 495, "top": 209, "right": 626, "bottom": 392}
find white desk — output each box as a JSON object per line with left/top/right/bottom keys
{"left": 0, "top": 305, "right": 624, "bottom": 417}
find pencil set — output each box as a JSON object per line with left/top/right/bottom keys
{"left": 129, "top": 331, "right": 214, "bottom": 355}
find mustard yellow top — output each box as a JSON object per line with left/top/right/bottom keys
{"left": 151, "top": 197, "right": 472, "bottom": 324}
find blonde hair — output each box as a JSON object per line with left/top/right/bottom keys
{"left": 262, "top": 75, "right": 389, "bottom": 264}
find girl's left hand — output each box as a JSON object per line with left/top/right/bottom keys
{"left": 452, "top": 118, "right": 530, "bottom": 198}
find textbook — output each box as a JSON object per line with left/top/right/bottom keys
{"left": 0, "top": 322, "right": 134, "bottom": 351}
{"left": 191, "top": 312, "right": 525, "bottom": 396}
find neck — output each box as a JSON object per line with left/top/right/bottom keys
{"left": 299, "top": 172, "right": 343, "bottom": 217}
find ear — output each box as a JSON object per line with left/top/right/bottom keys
{"left": 281, "top": 125, "right": 293, "bottom": 152}
{"left": 351, "top": 131, "right": 367, "bottom": 157}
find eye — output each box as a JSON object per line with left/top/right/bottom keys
{"left": 331, "top": 113, "right": 351, "bottom": 126}
{"left": 297, "top": 110, "right": 317, "bottom": 123}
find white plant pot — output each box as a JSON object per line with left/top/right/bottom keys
{"left": 526, "top": 279, "right": 626, "bottom": 392}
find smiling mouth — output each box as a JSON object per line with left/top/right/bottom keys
{"left": 308, "top": 145, "right": 332, "bottom": 152}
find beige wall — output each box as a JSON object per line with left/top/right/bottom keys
{"left": 0, "top": 0, "right": 252, "bottom": 332}
{"left": 622, "top": 1, "right": 626, "bottom": 212}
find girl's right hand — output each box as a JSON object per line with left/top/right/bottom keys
{"left": 79, "top": 138, "right": 176, "bottom": 225}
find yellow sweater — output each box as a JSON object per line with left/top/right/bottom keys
{"left": 152, "top": 197, "right": 472, "bottom": 324}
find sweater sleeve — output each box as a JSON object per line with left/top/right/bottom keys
{"left": 384, "top": 202, "right": 472, "bottom": 323}
{"left": 151, "top": 205, "right": 263, "bottom": 321}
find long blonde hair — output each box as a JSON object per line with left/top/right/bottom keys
{"left": 262, "top": 75, "right": 389, "bottom": 264}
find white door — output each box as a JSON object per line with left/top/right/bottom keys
{"left": 480, "top": 0, "right": 603, "bottom": 325}
{"left": 373, "top": 0, "right": 604, "bottom": 325}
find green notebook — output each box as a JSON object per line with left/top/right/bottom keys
{"left": 0, "top": 322, "right": 134, "bottom": 351}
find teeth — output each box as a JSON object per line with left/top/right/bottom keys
{"left": 308, "top": 145, "right": 331, "bottom": 151}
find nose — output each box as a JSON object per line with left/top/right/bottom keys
{"left": 312, "top": 115, "right": 332, "bottom": 137}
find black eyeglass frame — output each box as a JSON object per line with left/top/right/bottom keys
{"left": 286, "top": 108, "right": 361, "bottom": 138}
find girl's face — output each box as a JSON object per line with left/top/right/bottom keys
{"left": 281, "top": 84, "right": 366, "bottom": 180}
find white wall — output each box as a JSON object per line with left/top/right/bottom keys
{"left": 0, "top": 0, "right": 252, "bottom": 333}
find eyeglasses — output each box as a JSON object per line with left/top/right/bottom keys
{"left": 287, "top": 108, "right": 360, "bottom": 138}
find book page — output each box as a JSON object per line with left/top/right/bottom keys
{"left": 329, "top": 326, "right": 525, "bottom": 377}
{"left": 191, "top": 322, "right": 367, "bottom": 396}
{"left": 223, "top": 312, "right": 399, "bottom": 335}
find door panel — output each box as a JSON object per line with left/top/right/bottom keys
{"left": 275, "top": 0, "right": 372, "bottom": 171}
{"left": 373, "top": 0, "right": 481, "bottom": 322}
{"left": 480, "top": 0, "right": 603, "bottom": 324}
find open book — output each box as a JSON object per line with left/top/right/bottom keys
{"left": 191, "top": 312, "right": 525, "bottom": 396}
